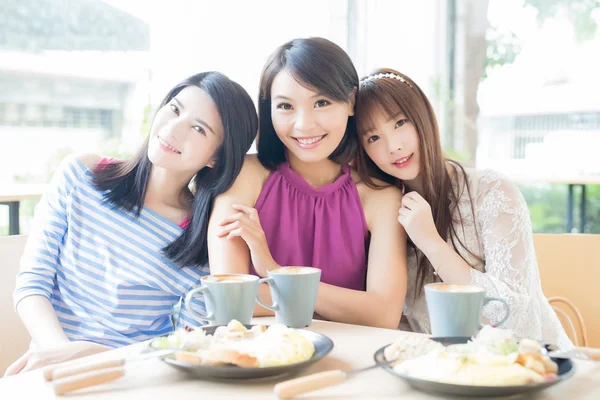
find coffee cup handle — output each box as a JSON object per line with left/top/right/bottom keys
{"left": 256, "top": 277, "right": 279, "bottom": 311}
{"left": 482, "top": 296, "right": 510, "bottom": 327}
{"left": 184, "top": 286, "right": 215, "bottom": 323}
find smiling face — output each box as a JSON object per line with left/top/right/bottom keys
{"left": 148, "top": 85, "right": 224, "bottom": 173}
{"left": 270, "top": 70, "right": 355, "bottom": 165}
{"left": 360, "top": 110, "right": 421, "bottom": 183}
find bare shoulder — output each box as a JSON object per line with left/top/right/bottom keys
{"left": 72, "top": 153, "right": 103, "bottom": 170}
{"left": 473, "top": 168, "right": 522, "bottom": 200}
{"left": 361, "top": 183, "right": 403, "bottom": 209}
{"left": 350, "top": 168, "right": 402, "bottom": 208}
{"left": 349, "top": 169, "right": 402, "bottom": 229}
{"left": 361, "top": 184, "right": 403, "bottom": 231}
{"left": 241, "top": 154, "right": 270, "bottom": 182}
{"left": 216, "top": 154, "right": 270, "bottom": 206}
{"left": 235, "top": 154, "right": 270, "bottom": 190}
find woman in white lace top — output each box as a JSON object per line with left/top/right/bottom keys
{"left": 354, "top": 68, "right": 572, "bottom": 349}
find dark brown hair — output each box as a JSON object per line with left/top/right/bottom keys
{"left": 92, "top": 72, "right": 258, "bottom": 268}
{"left": 257, "top": 37, "right": 358, "bottom": 170}
{"left": 355, "top": 68, "right": 482, "bottom": 294}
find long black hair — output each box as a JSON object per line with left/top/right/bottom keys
{"left": 257, "top": 37, "right": 359, "bottom": 170}
{"left": 92, "top": 72, "right": 258, "bottom": 267}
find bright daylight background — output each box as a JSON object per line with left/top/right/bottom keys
{"left": 1, "top": 0, "right": 599, "bottom": 235}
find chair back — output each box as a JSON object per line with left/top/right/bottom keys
{"left": 0, "top": 234, "right": 31, "bottom": 373}
{"left": 534, "top": 233, "right": 599, "bottom": 347}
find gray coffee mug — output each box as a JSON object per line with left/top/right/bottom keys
{"left": 255, "top": 266, "right": 321, "bottom": 328}
{"left": 185, "top": 274, "right": 259, "bottom": 325}
{"left": 424, "top": 282, "right": 510, "bottom": 337}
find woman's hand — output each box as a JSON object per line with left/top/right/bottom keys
{"left": 398, "top": 191, "right": 444, "bottom": 253}
{"left": 4, "top": 341, "right": 110, "bottom": 377}
{"left": 217, "top": 204, "right": 279, "bottom": 275}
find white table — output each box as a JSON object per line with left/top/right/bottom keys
{"left": 1, "top": 318, "right": 598, "bottom": 399}
{"left": 0, "top": 184, "right": 46, "bottom": 235}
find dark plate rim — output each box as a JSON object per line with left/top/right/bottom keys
{"left": 152, "top": 323, "right": 334, "bottom": 372}
{"left": 373, "top": 337, "right": 576, "bottom": 392}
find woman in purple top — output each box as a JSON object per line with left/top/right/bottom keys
{"left": 208, "top": 38, "right": 407, "bottom": 328}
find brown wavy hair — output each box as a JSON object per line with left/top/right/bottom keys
{"left": 355, "top": 68, "right": 482, "bottom": 295}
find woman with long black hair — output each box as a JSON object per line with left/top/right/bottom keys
{"left": 6, "top": 71, "right": 258, "bottom": 375}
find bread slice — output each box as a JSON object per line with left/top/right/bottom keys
{"left": 202, "top": 347, "right": 259, "bottom": 368}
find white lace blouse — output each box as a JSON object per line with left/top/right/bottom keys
{"left": 401, "top": 167, "right": 573, "bottom": 349}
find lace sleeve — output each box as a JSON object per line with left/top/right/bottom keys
{"left": 468, "top": 172, "right": 546, "bottom": 340}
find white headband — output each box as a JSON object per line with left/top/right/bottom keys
{"left": 360, "top": 72, "right": 412, "bottom": 88}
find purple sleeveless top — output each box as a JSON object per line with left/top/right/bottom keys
{"left": 254, "top": 163, "right": 369, "bottom": 290}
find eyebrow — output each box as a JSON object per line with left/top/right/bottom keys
{"left": 272, "top": 92, "right": 329, "bottom": 102}
{"left": 173, "top": 98, "right": 217, "bottom": 135}
{"left": 362, "top": 112, "right": 407, "bottom": 135}
{"left": 387, "top": 112, "right": 406, "bottom": 122}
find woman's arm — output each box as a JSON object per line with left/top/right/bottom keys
{"left": 14, "top": 154, "right": 99, "bottom": 347}
{"left": 218, "top": 181, "right": 407, "bottom": 328}
{"left": 17, "top": 297, "right": 69, "bottom": 348}
{"left": 415, "top": 177, "right": 535, "bottom": 296}
{"left": 207, "top": 156, "right": 268, "bottom": 275}
{"left": 207, "top": 156, "right": 274, "bottom": 315}
{"left": 465, "top": 177, "right": 559, "bottom": 339}
{"left": 414, "top": 236, "right": 472, "bottom": 284}
{"left": 395, "top": 188, "right": 472, "bottom": 283}
{"left": 312, "top": 185, "right": 407, "bottom": 328}
{"left": 6, "top": 154, "right": 113, "bottom": 376}
{"left": 416, "top": 173, "right": 569, "bottom": 345}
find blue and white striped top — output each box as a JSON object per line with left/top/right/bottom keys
{"left": 13, "top": 156, "right": 209, "bottom": 348}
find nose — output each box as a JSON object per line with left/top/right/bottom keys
{"left": 294, "top": 109, "right": 317, "bottom": 133}
{"left": 388, "top": 136, "right": 403, "bottom": 154}
{"left": 161, "top": 117, "right": 186, "bottom": 141}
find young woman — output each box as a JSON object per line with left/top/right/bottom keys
{"left": 6, "top": 72, "right": 258, "bottom": 375}
{"left": 208, "top": 38, "right": 407, "bottom": 329}
{"left": 355, "top": 68, "right": 572, "bottom": 348}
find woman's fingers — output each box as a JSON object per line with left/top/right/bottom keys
{"left": 218, "top": 212, "right": 245, "bottom": 226}
{"left": 217, "top": 221, "right": 241, "bottom": 237}
{"left": 4, "top": 351, "right": 31, "bottom": 376}
{"left": 232, "top": 204, "right": 260, "bottom": 221}
{"left": 226, "top": 227, "right": 244, "bottom": 240}
{"left": 218, "top": 212, "right": 259, "bottom": 238}
{"left": 226, "top": 225, "right": 263, "bottom": 245}
{"left": 401, "top": 195, "right": 419, "bottom": 210}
